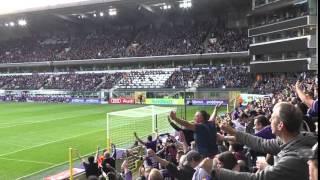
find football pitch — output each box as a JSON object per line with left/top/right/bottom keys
{"left": 0, "top": 103, "right": 220, "bottom": 179}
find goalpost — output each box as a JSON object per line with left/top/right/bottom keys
{"left": 106, "top": 105, "right": 176, "bottom": 149}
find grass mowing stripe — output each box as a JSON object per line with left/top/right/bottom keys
{"left": 0, "top": 109, "right": 108, "bottom": 129}
{"left": 0, "top": 129, "right": 105, "bottom": 157}
{"left": 0, "top": 103, "right": 225, "bottom": 179}
{"left": 0, "top": 114, "right": 144, "bottom": 158}
{"left": 0, "top": 157, "right": 55, "bottom": 165}
{"left": 0, "top": 107, "right": 107, "bottom": 123}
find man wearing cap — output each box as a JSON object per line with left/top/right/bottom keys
{"left": 148, "top": 149, "right": 202, "bottom": 180}
{"left": 202, "top": 102, "right": 317, "bottom": 180}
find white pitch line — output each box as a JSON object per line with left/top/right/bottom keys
{"left": 0, "top": 128, "right": 105, "bottom": 157}
{"left": 15, "top": 149, "right": 96, "bottom": 180}
{"left": 0, "top": 157, "right": 54, "bottom": 165}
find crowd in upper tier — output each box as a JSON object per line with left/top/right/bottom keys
{"left": 0, "top": 23, "right": 248, "bottom": 64}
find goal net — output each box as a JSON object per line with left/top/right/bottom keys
{"left": 106, "top": 105, "right": 176, "bottom": 148}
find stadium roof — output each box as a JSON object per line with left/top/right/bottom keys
{"left": 0, "top": 0, "right": 119, "bottom": 16}
{"left": 0, "top": 0, "right": 250, "bottom": 17}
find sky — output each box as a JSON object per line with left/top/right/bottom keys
{"left": 0, "top": 0, "right": 91, "bottom": 15}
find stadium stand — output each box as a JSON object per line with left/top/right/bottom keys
{"left": 0, "top": 70, "right": 317, "bottom": 92}
{"left": 0, "top": 0, "right": 317, "bottom": 179}
{"left": 118, "top": 71, "right": 173, "bottom": 89}
{"left": 0, "top": 22, "right": 248, "bottom": 63}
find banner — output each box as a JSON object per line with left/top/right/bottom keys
{"left": 145, "top": 98, "right": 185, "bottom": 105}
{"left": 70, "top": 98, "right": 101, "bottom": 104}
{"left": 109, "top": 98, "right": 135, "bottom": 104}
{"left": 71, "top": 98, "right": 85, "bottom": 103}
{"left": 134, "top": 91, "right": 147, "bottom": 104}
{"left": 186, "top": 99, "right": 228, "bottom": 106}
{"left": 240, "top": 94, "right": 272, "bottom": 105}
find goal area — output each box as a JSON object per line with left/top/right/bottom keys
{"left": 106, "top": 105, "right": 176, "bottom": 148}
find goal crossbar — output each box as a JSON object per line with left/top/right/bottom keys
{"left": 106, "top": 105, "right": 176, "bottom": 148}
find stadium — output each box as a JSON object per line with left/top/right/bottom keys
{"left": 0, "top": 0, "right": 318, "bottom": 179}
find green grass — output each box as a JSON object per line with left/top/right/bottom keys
{"left": 0, "top": 103, "right": 223, "bottom": 179}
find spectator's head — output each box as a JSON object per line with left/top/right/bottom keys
{"left": 144, "top": 167, "right": 152, "bottom": 179}
{"left": 230, "top": 143, "right": 244, "bottom": 153}
{"left": 305, "top": 91, "right": 315, "bottom": 100}
{"left": 194, "top": 110, "right": 210, "bottom": 123}
{"left": 216, "top": 151, "right": 238, "bottom": 170}
{"left": 147, "top": 135, "right": 153, "bottom": 142}
{"left": 295, "top": 102, "right": 309, "bottom": 115}
{"left": 237, "top": 160, "right": 249, "bottom": 172}
{"left": 254, "top": 115, "right": 270, "bottom": 132}
{"left": 249, "top": 110, "right": 258, "bottom": 117}
{"left": 104, "top": 151, "right": 110, "bottom": 159}
{"left": 148, "top": 169, "right": 163, "bottom": 180}
{"left": 176, "top": 150, "right": 184, "bottom": 163}
{"left": 270, "top": 102, "right": 303, "bottom": 137}
{"left": 291, "top": 97, "right": 298, "bottom": 105}
{"left": 183, "top": 150, "right": 203, "bottom": 168}
{"left": 106, "top": 172, "right": 117, "bottom": 180}
{"left": 239, "top": 112, "right": 249, "bottom": 124}
{"left": 88, "top": 156, "right": 95, "bottom": 164}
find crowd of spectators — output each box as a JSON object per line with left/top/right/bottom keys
{"left": 57, "top": 29, "right": 131, "bottom": 60}
{"left": 0, "top": 73, "right": 122, "bottom": 91}
{"left": 164, "top": 70, "right": 200, "bottom": 88}
{"left": 79, "top": 73, "right": 318, "bottom": 180}
{"left": 128, "top": 22, "right": 210, "bottom": 57}
{"left": 164, "top": 65, "right": 251, "bottom": 89}
{"left": 251, "top": 72, "right": 318, "bottom": 94}
{"left": 43, "top": 73, "right": 104, "bottom": 91}
{"left": 198, "top": 65, "right": 251, "bottom": 88}
{"left": 0, "top": 70, "right": 317, "bottom": 92}
{"left": 206, "top": 29, "right": 249, "bottom": 53}
{"left": 0, "top": 22, "right": 248, "bottom": 64}
{"left": 0, "top": 74, "right": 49, "bottom": 90}
{"left": 100, "top": 73, "right": 125, "bottom": 90}
{"left": 251, "top": 3, "right": 308, "bottom": 28}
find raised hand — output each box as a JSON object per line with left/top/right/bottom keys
{"left": 169, "top": 111, "right": 177, "bottom": 121}
{"left": 216, "top": 133, "right": 225, "bottom": 142}
{"left": 220, "top": 121, "right": 236, "bottom": 136}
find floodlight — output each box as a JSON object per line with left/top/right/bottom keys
{"left": 18, "top": 19, "right": 27, "bottom": 26}
{"left": 179, "top": 0, "right": 192, "bottom": 9}
{"left": 9, "top": 22, "right": 15, "bottom": 27}
{"left": 109, "top": 8, "right": 117, "bottom": 16}
{"left": 99, "top": 12, "right": 104, "bottom": 16}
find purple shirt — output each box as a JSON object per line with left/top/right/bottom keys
{"left": 124, "top": 171, "right": 132, "bottom": 180}
{"left": 307, "top": 99, "right": 318, "bottom": 118}
{"left": 255, "top": 126, "right": 275, "bottom": 139}
{"left": 145, "top": 140, "right": 157, "bottom": 152}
